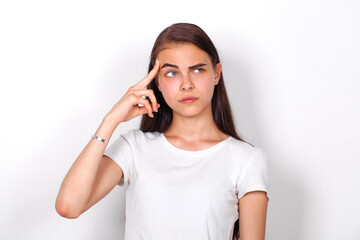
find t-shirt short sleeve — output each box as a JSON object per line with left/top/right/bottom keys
{"left": 103, "top": 134, "right": 133, "bottom": 187}
{"left": 237, "top": 149, "right": 270, "bottom": 200}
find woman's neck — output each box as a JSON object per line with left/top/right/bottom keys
{"left": 164, "top": 110, "right": 227, "bottom": 142}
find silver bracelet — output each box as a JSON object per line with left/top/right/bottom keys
{"left": 91, "top": 134, "right": 107, "bottom": 144}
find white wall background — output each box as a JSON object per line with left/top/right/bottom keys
{"left": 1, "top": 0, "right": 359, "bottom": 239}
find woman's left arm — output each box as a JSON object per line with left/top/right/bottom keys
{"left": 238, "top": 190, "right": 269, "bottom": 240}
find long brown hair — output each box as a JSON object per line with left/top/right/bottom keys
{"left": 139, "top": 23, "right": 253, "bottom": 239}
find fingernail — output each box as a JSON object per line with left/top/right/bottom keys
{"left": 155, "top": 59, "right": 159, "bottom": 65}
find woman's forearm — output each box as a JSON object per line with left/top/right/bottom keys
{"left": 55, "top": 115, "right": 119, "bottom": 218}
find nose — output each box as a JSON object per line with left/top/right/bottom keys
{"left": 180, "top": 74, "right": 195, "bottom": 91}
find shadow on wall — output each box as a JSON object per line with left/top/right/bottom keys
{"left": 267, "top": 158, "right": 306, "bottom": 240}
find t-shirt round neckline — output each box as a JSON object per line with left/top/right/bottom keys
{"left": 160, "top": 132, "right": 232, "bottom": 156}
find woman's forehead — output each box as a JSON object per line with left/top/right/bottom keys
{"left": 157, "top": 42, "right": 211, "bottom": 63}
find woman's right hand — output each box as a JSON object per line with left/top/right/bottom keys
{"left": 106, "top": 60, "right": 161, "bottom": 125}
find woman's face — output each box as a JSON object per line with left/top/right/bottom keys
{"left": 156, "top": 42, "right": 222, "bottom": 118}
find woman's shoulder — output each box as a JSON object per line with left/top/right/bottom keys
{"left": 226, "top": 136, "right": 265, "bottom": 158}
{"left": 120, "top": 129, "right": 161, "bottom": 142}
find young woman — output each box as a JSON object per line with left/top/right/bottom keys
{"left": 56, "top": 23, "right": 269, "bottom": 240}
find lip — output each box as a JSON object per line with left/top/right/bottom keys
{"left": 180, "top": 96, "right": 199, "bottom": 103}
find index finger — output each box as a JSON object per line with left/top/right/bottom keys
{"left": 134, "top": 59, "right": 160, "bottom": 89}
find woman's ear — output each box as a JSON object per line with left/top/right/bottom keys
{"left": 214, "top": 63, "right": 222, "bottom": 85}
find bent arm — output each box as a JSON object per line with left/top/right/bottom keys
{"left": 238, "top": 191, "right": 269, "bottom": 240}
{"left": 55, "top": 116, "right": 121, "bottom": 218}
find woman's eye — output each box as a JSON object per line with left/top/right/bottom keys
{"left": 165, "top": 71, "right": 177, "bottom": 77}
{"left": 194, "top": 68, "right": 204, "bottom": 73}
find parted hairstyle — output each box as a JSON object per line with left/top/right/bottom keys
{"left": 139, "top": 22, "right": 253, "bottom": 240}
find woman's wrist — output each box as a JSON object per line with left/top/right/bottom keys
{"left": 103, "top": 114, "right": 122, "bottom": 128}
{"left": 92, "top": 115, "right": 119, "bottom": 144}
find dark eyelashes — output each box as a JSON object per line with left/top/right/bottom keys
{"left": 166, "top": 71, "right": 176, "bottom": 77}
{"left": 164, "top": 68, "right": 205, "bottom": 77}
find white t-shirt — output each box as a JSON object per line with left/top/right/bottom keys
{"left": 104, "top": 129, "right": 269, "bottom": 240}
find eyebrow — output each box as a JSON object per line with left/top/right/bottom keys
{"left": 160, "top": 63, "right": 207, "bottom": 70}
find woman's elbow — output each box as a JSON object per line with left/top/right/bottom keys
{"left": 55, "top": 198, "right": 80, "bottom": 219}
